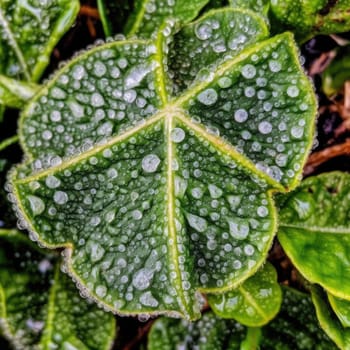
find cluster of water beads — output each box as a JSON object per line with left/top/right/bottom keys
{"left": 22, "top": 40, "right": 161, "bottom": 163}
{"left": 169, "top": 8, "right": 269, "bottom": 93}
{"left": 8, "top": 5, "right": 315, "bottom": 319}
{"left": 185, "top": 35, "right": 312, "bottom": 185}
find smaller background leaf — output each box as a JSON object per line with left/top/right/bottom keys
{"left": 208, "top": 262, "right": 282, "bottom": 326}
{"left": 269, "top": 0, "right": 350, "bottom": 42}
{"left": 328, "top": 292, "right": 350, "bottom": 328}
{"left": 312, "top": 286, "right": 350, "bottom": 350}
{"left": 322, "top": 44, "right": 350, "bottom": 97}
{"left": 0, "top": 230, "right": 116, "bottom": 350}
{"left": 124, "top": 0, "right": 210, "bottom": 38}
{"left": 278, "top": 172, "right": 350, "bottom": 300}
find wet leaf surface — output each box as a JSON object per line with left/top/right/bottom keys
{"left": 0, "top": 229, "right": 116, "bottom": 350}
{"left": 9, "top": 8, "right": 316, "bottom": 319}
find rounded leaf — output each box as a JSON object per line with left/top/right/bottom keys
{"left": 10, "top": 13, "right": 316, "bottom": 319}
{"left": 278, "top": 172, "right": 350, "bottom": 300}
{"left": 208, "top": 262, "right": 282, "bottom": 326}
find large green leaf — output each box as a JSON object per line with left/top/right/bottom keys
{"left": 9, "top": 9, "right": 316, "bottom": 320}
{"left": 207, "top": 262, "right": 282, "bottom": 326}
{"left": 124, "top": 0, "right": 210, "bottom": 38}
{"left": 148, "top": 288, "right": 336, "bottom": 349}
{"left": 269, "top": 0, "right": 350, "bottom": 42}
{"left": 0, "top": 229, "right": 116, "bottom": 350}
{"left": 312, "top": 286, "right": 350, "bottom": 350}
{"left": 0, "top": 0, "right": 79, "bottom": 82}
{"left": 278, "top": 172, "right": 350, "bottom": 301}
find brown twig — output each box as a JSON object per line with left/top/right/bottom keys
{"left": 308, "top": 50, "right": 337, "bottom": 76}
{"left": 79, "top": 5, "right": 100, "bottom": 19}
{"left": 304, "top": 138, "right": 350, "bottom": 175}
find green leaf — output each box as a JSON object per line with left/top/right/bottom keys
{"left": 260, "top": 287, "right": 338, "bottom": 349}
{"left": 169, "top": 8, "right": 269, "bottom": 94}
{"left": 148, "top": 288, "right": 336, "bottom": 349}
{"left": 269, "top": 0, "right": 350, "bottom": 42}
{"left": 9, "top": 13, "right": 316, "bottom": 319}
{"left": 97, "top": 0, "right": 132, "bottom": 37}
{"left": 124, "top": 0, "right": 210, "bottom": 38}
{"left": 229, "top": 0, "right": 270, "bottom": 16}
{"left": 278, "top": 172, "right": 350, "bottom": 301}
{"left": 0, "top": 0, "right": 79, "bottom": 82}
{"left": 311, "top": 286, "right": 350, "bottom": 350}
{"left": 0, "top": 75, "right": 39, "bottom": 108}
{"left": 322, "top": 45, "right": 350, "bottom": 97}
{"left": 328, "top": 293, "right": 350, "bottom": 328}
{"left": 0, "top": 229, "right": 116, "bottom": 350}
{"left": 207, "top": 262, "right": 282, "bottom": 326}
{"left": 147, "top": 312, "right": 246, "bottom": 350}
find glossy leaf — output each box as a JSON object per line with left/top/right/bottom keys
{"left": 0, "top": 0, "right": 79, "bottom": 82}
{"left": 322, "top": 45, "right": 350, "bottom": 97}
{"left": 328, "top": 293, "right": 350, "bottom": 328}
{"left": 10, "top": 9, "right": 316, "bottom": 320}
{"left": 278, "top": 172, "right": 350, "bottom": 300}
{"left": 148, "top": 288, "right": 336, "bottom": 349}
{"left": 260, "top": 287, "right": 337, "bottom": 349}
{"left": 147, "top": 312, "right": 246, "bottom": 350}
{"left": 208, "top": 262, "right": 282, "bottom": 326}
{"left": 0, "top": 75, "right": 39, "bottom": 108}
{"left": 0, "top": 229, "right": 116, "bottom": 350}
{"left": 229, "top": 0, "right": 270, "bottom": 16}
{"left": 312, "top": 286, "right": 350, "bottom": 350}
{"left": 124, "top": 0, "right": 210, "bottom": 38}
{"left": 269, "top": 0, "right": 350, "bottom": 41}
{"left": 97, "top": 0, "right": 132, "bottom": 37}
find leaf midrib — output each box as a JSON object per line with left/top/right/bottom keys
{"left": 0, "top": 7, "right": 30, "bottom": 80}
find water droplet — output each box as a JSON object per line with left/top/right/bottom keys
{"left": 45, "top": 175, "right": 61, "bottom": 189}
{"left": 208, "top": 184, "right": 223, "bottom": 199}
{"left": 287, "top": 85, "right": 299, "bottom": 97}
{"left": 291, "top": 126, "right": 304, "bottom": 139}
{"left": 27, "top": 195, "right": 45, "bottom": 216}
{"left": 268, "top": 60, "right": 281, "bottom": 72}
{"left": 197, "top": 88, "right": 218, "bottom": 106}
{"left": 96, "top": 285, "right": 107, "bottom": 298}
{"left": 171, "top": 128, "right": 185, "bottom": 143}
{"left": 186, "top": 213, "right": 207, "bottom": 232}
{"left": 234, "top": 109, "right": 248, "bottom": 123}
{"left": 195, "top": 23, "right": 212, "bottom": 40}
{"left": 133, "top": 268, "right": 154, "bottom": 290}
{"left": 241, "top": 64, "right": 256, "bottom": 79}
{"left": 140, "top": 291, "right": 159, "bottom": 307}
{"left": 91, "top": 92, "right": 105, "bottom": 107}
{"left": 142, "top": 154, "right": 161, "bottom": 173}
{"left": 53, "top": 191, "right": 68, "bottom": 205}
{"left": 257, "top": 206, "right": 268, "bottom": 217}
{"left": 227, "top": 218, "right": 249, "bottom": 240}
{"left": 258, "top": 121, "right": 272, "bottom": 134}
{"left": 291, "top": 193, "right": 314, "bottom": 220}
